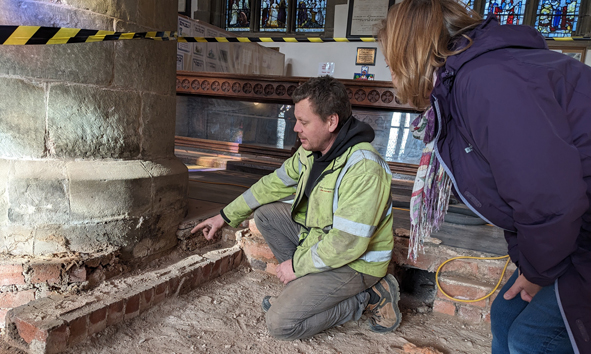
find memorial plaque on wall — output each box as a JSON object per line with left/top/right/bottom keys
{"left": 346, "top": 0, "right": 395, "bottom": 38}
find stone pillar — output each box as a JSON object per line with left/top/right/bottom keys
{"left": 0, "top": 0, "right": 187, "bottom": 260}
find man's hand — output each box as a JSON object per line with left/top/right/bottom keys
{"left": 191, "top": 214, "right": 226, "bottom": 240}
{"left": 276, "top": 259, "right": 296, "bottom": 285}
{"left": 503, "top": 273, "right": 542, "bottom": 302}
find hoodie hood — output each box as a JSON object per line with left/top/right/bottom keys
{"left": 304, "top": 116, "right": 375, "bottom": 197}
{"left": 438, "top": 17, "right": 547, "bottom": 87}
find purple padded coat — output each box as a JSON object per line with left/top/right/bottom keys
{"left": 431, "top": 17, "right": 591, "bottom": 353}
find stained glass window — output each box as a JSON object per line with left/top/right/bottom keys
{"left": 459, "top": 0, "right": 475, "bottom": 10}
{"left": 260, "top": 0, "right": 289, "bottom": 32}
{"left": 535, "top": 0, "right": 581, "bottom": 37}
{"left": 226, "top": 0, "right": 252, "bottom": 32}
{"left": 295, "top": 0, "right": 327, "bottom": 33}
{"left": 484, "top": 0, "right": 527, "bottom": 25}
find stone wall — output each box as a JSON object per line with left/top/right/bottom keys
{"left": 0, "top": 0, "right": 187, "bottom": 275}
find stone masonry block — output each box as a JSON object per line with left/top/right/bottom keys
{"left": 0, "top": 290, "right": 35, "bottom": 308}
{"left": 241, "top": 237, "right": 276, "bottom": 262}
{"left": 48, "top": 84, "right": 141, "bottom": 159}
{"left": 0, "top": 264, "right": 25, "bottom": 286}
{"left": 67, "top": 160, "right": 152, "bottom": 221}
{"left": 38, "top": 0, "right": 139, "bottom": 23}
{"left": 0, "top": 0, "right": 113, "bottom": 30}
{"left": 67, "top": 266, "right": 87, "bottom": 283}
{"left": 113, "top": 40, "right": 176, "bottom": 96}
{"left": 0, "top": 78, "right": 46, "bottom": 159}
{"left": 137, "top": 0, "right": 157, "bottom": 29}
{"left": 1, "top": 225, "right": 35, "bottom": 256}
{"left": 0, "top": 159, "right": 12, "bottom": 225}
{"left": 33, "top": 228, "right": 69, "bottom": 256}
{"left": 0, "top": 43, "right": 114, "bottom": 87}
{"left": 142, "top": 159, "right": 188, "bottom": 211}
{"left": 433, "top": 299, "right": 456, "bottom": 316}
{"left": 155, "top": 0, "right": 179, "bottom": 31}
{"left": 140, "top": 93, "right": 177, "bottom": 158}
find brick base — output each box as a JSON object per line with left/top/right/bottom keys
{"left": 3, "top": 247, "right": 243, "bottom": 354}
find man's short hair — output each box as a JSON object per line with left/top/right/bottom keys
{"left": 291, "top": 76, "right": 352, "bottom": 129}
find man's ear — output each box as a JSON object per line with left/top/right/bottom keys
{"left": 327, "top": 113, "right": 339, "bottom": 133}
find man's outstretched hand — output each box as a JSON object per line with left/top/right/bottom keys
{"left": 191, "top": 214, "right": 226, "bottom": 240}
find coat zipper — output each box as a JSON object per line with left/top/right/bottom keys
{"left": 431, "top": 96, "right": 511, "bottom": 232}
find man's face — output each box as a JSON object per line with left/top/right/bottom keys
{"left": 293, "top": 98, "right": 335, "bottom": 154}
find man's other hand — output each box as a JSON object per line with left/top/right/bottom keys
{"left": 191, "top": 214, "right": 226, "bottom": 240}
{"left": 276, "top": 259, "right": 296, "bottom": 285}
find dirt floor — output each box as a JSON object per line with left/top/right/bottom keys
{"left": 45, "top": 266, "right": 493, "bottom": 354}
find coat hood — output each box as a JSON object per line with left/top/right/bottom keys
{"left": 438, "top": 17, "right": 548, "bottom": 87}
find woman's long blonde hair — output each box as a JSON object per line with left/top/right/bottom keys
{"left": 377, "top": 0, "right": 482, "bottom": 110}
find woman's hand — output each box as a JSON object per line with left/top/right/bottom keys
{"left": 503, "top": 273, "right": 542, "bottom": 302}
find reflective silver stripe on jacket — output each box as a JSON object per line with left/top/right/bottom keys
{"left": 332, "top": 149, "right": 392, "bottom": 214}
{"left": 333, "top": 215, "right": 375, "bottom": 237}
{"left": 358, "top": 250, "right": 392, "bottom": 263}
{"left": 276, "top": 162, "right": 297, "bottom": 187}
{"left": 242, "top": 189, "right": 260, "bottom": 210}
{"left": 311, "top": 243, "right": 331, "bottom": 271}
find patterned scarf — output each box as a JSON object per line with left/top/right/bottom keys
{"left": 408, "top": 106, "right": 452, "bottom": 261}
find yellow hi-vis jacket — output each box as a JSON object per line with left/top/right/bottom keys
{"left": 221, "top": 142, "right": 394, "bottom": 278}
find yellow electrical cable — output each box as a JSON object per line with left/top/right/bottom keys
{"left": 190, "top": 179, "right": 510, "bottom": 302}
{"left": 436, "top": 255, "right": 511, "bottom": 303}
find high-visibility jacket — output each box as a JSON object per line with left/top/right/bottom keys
{"left": 222, "top": 142, "right": 394, "bottom": 278}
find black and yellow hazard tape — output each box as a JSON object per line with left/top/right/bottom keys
{"left": 0, "top": 25, "right": 174, "bottom": 45}
{"left": 1, "top": 25, "right": 589, "bottom": 45}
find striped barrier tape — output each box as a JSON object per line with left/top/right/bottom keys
{"left": 0, "top": 25, "right": 589, "bottom": 45}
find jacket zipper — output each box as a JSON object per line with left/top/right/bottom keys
{"left": 431, "top": 96, "right": 511, "bottom": 232}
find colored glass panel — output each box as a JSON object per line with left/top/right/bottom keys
{"left": 260, "top": 0, "right": 289, "bottom": 32}
{"left": 459, "top": 0, "right": 475, "bottom": 10}
{"left": 226, "top": 0, "right": 252, "bottom": 32}
{"left": 295, "top": 0, "right": 327, "bottom": 33}
{"left": 535, "top": 0, "right": 580, "bottom": 37}
{"left": 484, "top": 0, "right": 527, "bottom": 25}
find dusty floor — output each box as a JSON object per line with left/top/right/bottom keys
{"left": 52, "top": 266, "right": 493, "bottom": 354}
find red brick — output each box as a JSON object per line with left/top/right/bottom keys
{"left": 168, "top": 277, "right": 181, "bottom": 297}
{"left": 13, "top": 316, "right": 47, "bottom": 344}
{"left": 125, "top": 294, "right": 140, "bottom": 320}
{"left": 212, "top": 258, "right": 222, "bottom": 278}
{"left": 139, "top": 288, "right": 154, "bottom": 313}
{"left": 220, "top": 255, "right": 231, "bottom": 275}
{"left": 483, "top": 312, "right": 491, "bottom": 323}
{"left": 249, "top": 219, "right": 263, "bottom": 239}
{"left": 232, "top": 250, "right": 243, "bottom": 267}
{"left": 201, "top": 262, "right": 212, "bottom": 282}
{"left": 440, "top": 259, "right": 479, "bottom": 277}
{"left": 0, "top": 308, "right": 8, "bottom": 326}
{"left": 178, "top": 276, "right": 193, "bottom": 296}
{"left": 45, "top": 323, "right": 68, "bottom": 354}
{"left": 153, "top": 283, "right": 168, "bottom": 305}
{"left": 242, "top": 239, "right": 276, "bottom": 261}
{"left": 68, "top": 266, "right": 87, "bottom": 283}
{"left": 458, "top": 305, "right": 483, "bottom": 323}
{"left": 0, "top": 290, "right": 35, "bottom": 308}
{"left": 437, "top": 278, "right": 489, "bottom": 301}
{"left": 265, "top": 262, "right": 278, "bottom": 276}
{"left": 0, "top": 264, "right": 25, "bottom": 286}
{"left": 433, "top": 299, "right": 456, "bottom": 316}
{"left": 30, "top": 263, "right": 61, "bottom": 285}
{"left": 88, "top": 307, "right": 107, "bottom": 335}
{"left": 107, "top": 300, "right": 125, "bottom": 326}
{"left": 68, "top": 315, "right": 88, "bottom": 346}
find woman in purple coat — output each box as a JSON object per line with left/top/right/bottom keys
{"left": 378, "top": 0, "right": 591, "bottom": 353}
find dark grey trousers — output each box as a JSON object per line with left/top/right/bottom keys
{"left": 253, "top": 202, "right": 380, "bottom": 340}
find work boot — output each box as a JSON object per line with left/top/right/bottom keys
{"left": 261, "top": 295, "right": 275, "bottom": 313}
{"left": 365, "top": 274, "right": 402, "bottom": 333}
